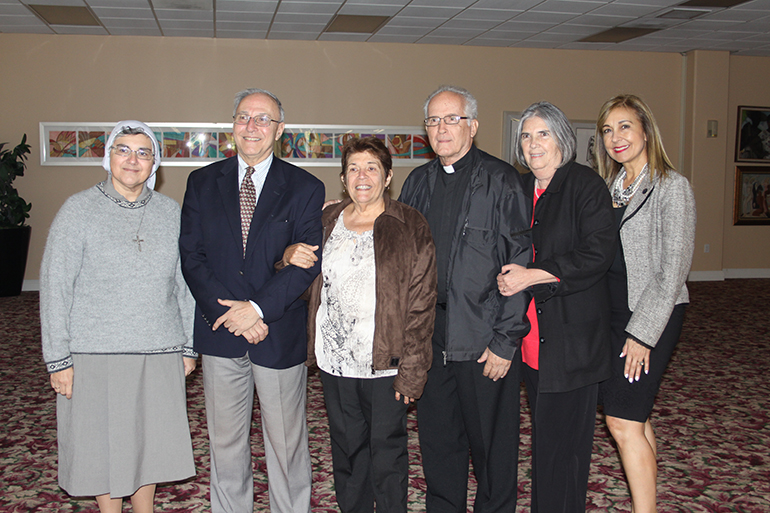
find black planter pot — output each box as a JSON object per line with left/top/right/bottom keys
{"left": 0, "top": 225, "right": 32, "bottom": 297}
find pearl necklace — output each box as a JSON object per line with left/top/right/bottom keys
{"left": 611, "top": 164, "right": 648, "bottom": 207}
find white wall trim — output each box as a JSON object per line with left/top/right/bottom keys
{"left": 688, "top": 271, "right": 725, "bottom": 281}
{"left": 723, "top": 268, "right": 770, "bottom": 279}
{"left": 22, "top": 280, "right": 40, "bottom": 291}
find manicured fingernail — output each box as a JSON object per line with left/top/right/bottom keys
{"left": 625, "top": 373, "right": 629, "bottom": 379}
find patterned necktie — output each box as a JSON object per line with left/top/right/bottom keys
{"left": 240, "top": 166, "right": 256, "bottom": 254}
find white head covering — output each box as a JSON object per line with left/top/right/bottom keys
{"left": 102, "top": 120, "right": 162, "bottom": 190}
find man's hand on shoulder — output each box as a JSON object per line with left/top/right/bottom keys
{"left": 477, "top": 348, "right": 512, "bottom": 381}
{"left": 213, "top": 299, "right": 260, "bottom": 336}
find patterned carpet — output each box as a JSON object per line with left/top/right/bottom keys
{"left": 0, "top": 280, "right": 768, "bottom": 512}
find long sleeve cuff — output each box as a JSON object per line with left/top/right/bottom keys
{"left": 46, "top": 356, "right": 73, "bottom": 374}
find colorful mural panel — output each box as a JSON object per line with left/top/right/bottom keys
{"left": 77, "top": 131, "right": 105, "bottom": 158}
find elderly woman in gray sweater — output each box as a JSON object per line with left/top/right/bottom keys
{"left": 595, "top": 95, "right": 696, "bottom": 513}
{"left": 41, "top": 121, "right": 197, "bottom": 513}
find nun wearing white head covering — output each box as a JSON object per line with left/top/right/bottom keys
{"left": 102, "top": 120, "right": 161, "bottom": 193}
{"left": 40, "top": 120, "right": 197, "bottom": 512}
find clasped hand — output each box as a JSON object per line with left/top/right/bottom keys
{"left": 213, "top": 299, "right": 269, "bottom": 344}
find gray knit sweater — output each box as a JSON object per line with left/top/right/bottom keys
{"left": 41, "top": 180, "right": 196, "bottom": 373}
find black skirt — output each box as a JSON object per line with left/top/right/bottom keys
{"left": 598, "top": 205, "right": 686, "bottom": 423}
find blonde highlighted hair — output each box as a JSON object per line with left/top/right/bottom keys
{"left": 594, "top": 94, "right": 675, "bottom": 183}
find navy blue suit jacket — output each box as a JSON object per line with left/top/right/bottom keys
{"left": 179, "top": 155, "right": 324, "bottom": 369}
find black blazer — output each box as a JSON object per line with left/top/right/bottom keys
{"left": 524, "top": 161, "right": 617, "bottom": 393}
{"left": 179, "top": 156, "right": 324, "bottom": 369}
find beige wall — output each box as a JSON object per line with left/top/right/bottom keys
{"left": 722, "top": 56, "right": 770, "bottom": 274}
{"left": 1, "top": 33, "right": 765, "bottom": 282}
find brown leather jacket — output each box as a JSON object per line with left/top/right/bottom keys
{"left": 306, "top": 196, "right": 437, "bottom": 399}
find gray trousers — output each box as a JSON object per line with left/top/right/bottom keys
{"left": 202, "top": 354, "right": 312, "bottom": 513}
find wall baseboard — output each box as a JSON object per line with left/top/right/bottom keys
{"left": 688, "top": 271, "right": 725, "bottom": 281}
{"left": 723, "top": 268, "right": 770, "bottom": 279}
{"left": 22, "top": 280, "right": 40, "bottom": 291}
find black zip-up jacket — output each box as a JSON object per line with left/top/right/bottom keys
{"left": 398, "top": 146, "right": 532, "bottom": 362}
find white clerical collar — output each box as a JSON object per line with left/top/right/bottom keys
{"left": 443, "top": 164, "right": 455, "bottom": 174}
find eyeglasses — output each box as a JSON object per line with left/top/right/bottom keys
{"left": 233, "top": 114, "right": 281, "bottom": 127}
{"left": 110, "top": 144, "right": 154, "bottom": 161}
{"left": 424, "top": 115, "right": 470, "bottom": 127}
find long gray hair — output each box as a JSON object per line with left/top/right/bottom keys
{"left": 514, "top": 101, "right": 576, "bottom": 169}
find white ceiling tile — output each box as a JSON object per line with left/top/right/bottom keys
{"left": 399, "top": 5, "right": 462, "bottom": 17}
{"left": 107, "top": 27, "right": 161, "bottom": 35}
{"left": 216, "top": 1, "right": 276, "bottom": 13}
{"left": 743, "top": 32, "right": 770, "bottom": 41}
{"left": 679, "top": 19, "right": 744, "bottom": 31}
{"left": 216, "top": 11, "right": 272, "bottom": 22}
{"left": 387, "top": 15, "right": 444, "bottom": 28}
{"left": 51, "top": 24, "right": 109, "bottom": 33}
{"left": 702, "top": 9, "right": 764, "bottom": 22}
{"left": 440, "top": 18, "right": 499, "bottom": 30}
{"left": 0, "top": 23, "right": 52, "bottom": 32}
{"left": 410, "top": 0, "right": 474, "bottom": 6}
{"left": 317, "top": 32, "right": 371, "bottom": 41}
{"left": 216, "top": 30, "right": 268, "bottom": 38}
{"left": 269, "top": 20, "right": 325, "bottom": 32}
{"left": 713, "top": 39, "right": 762, "bottom": 50}
{"left": 88, "top": 0, "right": 152, "bottom": 7}
{"left": 0, "top": 4, "right": 31, "bottom": 14}
{"left": 101, "top": 17, "right": 158, "bottom": 28}
{"left": 471, "top": 0, "right": 541, "bottom": 9}
{"left": 496, "top": 20, "right": 554, "bottom": 32}
{"left": 376, "top": 24, "right": 432, "bottom": 36}
{"left": 532, "top": 0, "right": 608, "bottom": 15}
{"left": 512, "top": 11, "right": 576, "bottom": 24}
{"left": 91, "top": 7, "right": 155, "bottom": 18}
{"left": 343, "top": 0, "right": 407, "bottom": 5}
{"left": 158, "top": 18, "right": 211, "bottom": 28}
{"left": 526, "top": 31, "right": 581, "bottom": 42}
{"left": 273, "top": 12, "right": 332, "bottom": 23}
{"left": 548, "top": 23, "right": 608, "bottom": 35}
{"left": 417, "top": 34, "right": 473, "bottom": 44}
{"left": 21, "top": 0, "right": 85, "bottom": 5}
{"left": 591, "top": 3, "right": 661, "bottom": 17}
{"left": 155, "top": 9, "right": 212, "bottom": 20}
{"left": 558, "top": 41, "right": 613, "bottom": 50}
{"left": 428, "top": 26, "right": 487, "bottom": 37}
{"left": 338, "top": 4, "right": 402, "bottom": 16}
{"left": 613, "top": 0, "right": 680, "bottom": 6}
{"left": 454, "top": 8, "right": 522, "bottom": 21}
{"left": 463, "top": 39, "right": 511, "bottom": 47}
{"left": 733, "top": 0, "right": 770, "bottom": 10}
{"left": 568, "top": 13, "right": 634, "bottom": 26}
{"left": 276, "top": 2, "right": 339, "bottom": 15}
{"left": 216, "top": 20, "right": 270, "bottom": 30}
{"left": 162, "top": 28, "right": 214, "bottom": 36}
{"left": 512, "top": 40, "right": 561, "bottom": 48}
{"left": 267, "top": 30, "right": 318, "bottom": 39}
{"left": 367, "top": 33, "right": 420, "bottom": 42}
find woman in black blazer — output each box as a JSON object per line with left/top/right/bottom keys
{"left": 497, "top": 101, "right": 617, "bottom": 512}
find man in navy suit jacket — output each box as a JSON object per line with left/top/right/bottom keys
{"left": 180, "top": 88, "right": 324, "bottom": 513}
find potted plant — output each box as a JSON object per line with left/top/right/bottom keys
{"left": 0, "top": 134, "right": 32, "bottom": 297}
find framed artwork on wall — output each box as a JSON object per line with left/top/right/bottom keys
{"left": 735, "top": 106, "right": 770, "bottom": 163}
{"left": 733, "top": 166, "right": 770, "bottom": 225}
{"left": 40, "top": 122, "right": 434, "bottom": 167}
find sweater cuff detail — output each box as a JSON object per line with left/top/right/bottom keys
{"left": 47, "top": 356, "right": 73, "bottom": 374}
{"left": 183, "top": 346, "right": 199, "bottom": 359}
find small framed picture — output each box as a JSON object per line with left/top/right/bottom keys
{"left": 733, "top": 166, "right": 770, "bottom": 225}
{"left": 735, "top": 106, "right": 770, "bottom": 163}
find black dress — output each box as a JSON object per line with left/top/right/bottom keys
{"left": 599, "top": 206, "right": 686, "bottom": 423}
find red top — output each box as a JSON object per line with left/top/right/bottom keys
{"left": 521, "top": 189, "right": 546, "bottom": 370}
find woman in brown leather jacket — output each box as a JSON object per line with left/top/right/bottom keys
{"left": 281, "top": 136, "right": 437, "bottom": 513}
